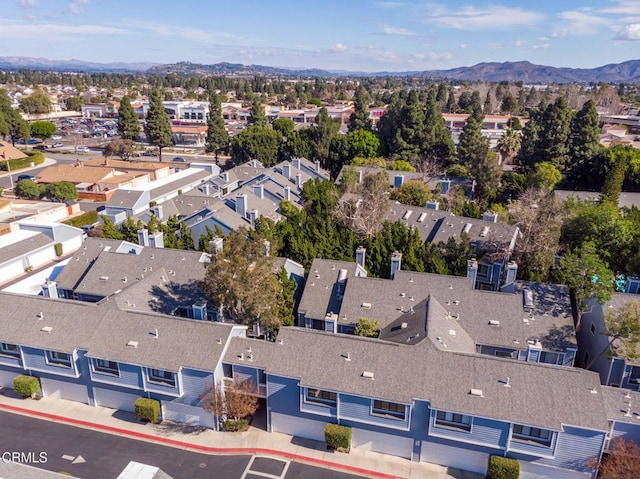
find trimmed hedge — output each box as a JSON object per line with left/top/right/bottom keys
{"left": 0, "top": 151, "right": 45, "bottom": 172}
{"left": 222, "top": 419, "right": 249, "bottom": 432}
{"left": 133, "top": 397, "right": 161, "bottom": 424}
{"left": 325, "top": 423, "right": 351, "bottom": 451}
{"left": 487, "top": 455, "right": 520, "bottom": 479}
{"left": 64, "top": 210, "right": 99, "bottom": 228}
{"left": 13, "top": 375, "right": 40, "bottom": 398}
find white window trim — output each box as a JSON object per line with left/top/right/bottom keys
{"left": 92, "top": 358, "right": 120, "bottom": 376}
{"left": 0, "top": 342, "right": 20, "bottom": 358}
{"left": 304, "top": 387, "right": 337, "bottom": 407}
{"left": 146, "top": 368, "right": 177, "bottom": 387}
{"left": 370, "top": 399, "right": 407, "bottom": 421}
{"left": 45, "top": 350, "right": 72, "bottom": 368}
{"left": 511, "top": 424, "right": 553, "bottom": 447}
{"left": 434, "top": 410, "right": 473, "bottom": 432}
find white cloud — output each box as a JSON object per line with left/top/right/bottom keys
{"left": 376, "top": 2, "right": 406, "bottom": 9}
{"left": 614, "top": 23, "right": 640, "bottom": 40}
{"left": 459, "top": 43, "right": 467, "bottom": 49}
{"left": 558, "top": 10, "right": 610, "bottom": 35}
{"left": 533, "top": 43, "right": 549, "bottom": 50}
{"left": 331, "top": 43, "right": 347, "bottom": 52}
{"left": 0, "top": 21, "right": 125, "bottom": 39}
{"left": 599, "top": 0, "right": 640, "bottom": 15}
{"left": 381, "top": 25, "right": 413, "bottom": 35}
{"left": 422, "top": 5, "right": 543, "bottom": 30}
{"left": 515, "top": 40, "right": 525, "bottom": 47}
{"left": 551, "top": 29, "right": 569, "bottom": 38}
{"left": 16, "top": 0, "right": 38, "bottom": 9}
{"left": 119, "top": 19, "right": 219, "bottom": 42}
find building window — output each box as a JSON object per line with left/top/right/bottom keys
{"left": 539, "top": 351, "right": 560, "bottom": 365}
{"left": 630, "top": 366, "right": 640, "bottom": 384}
{"left": 305, "top": 388, "right": 337, "bottom": 407}
{"left": 258, "top": 369, "right": 267, "bottom": 385}
{"left": 0, "top": 342, "right": 19, "bottom": 358}
{"left": 477, "top": 264, "right": 489, "bottom": 277}
{"left": 46, "top": 350, "right": 72, "bottom": 368}
{"left": 590, "top": 323, "right": 596, "bottom": 335}
{"left": 435, "top": 410, "right": 472, "bottom": 432}
{"left": 92, "top": 358, "right": 119, "bottom": 376}
{"left": 512, "top": 424, "right": 553, "bottom": 446}
{"left": 147, "top": 368, "right": 176, "bottom": 387}
{"left": 372, "top": 400, "right": 406, "bottom": 420}
{"left": 223, "top": 363, "right": 233, "bottom": 379}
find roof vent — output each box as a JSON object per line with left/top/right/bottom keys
{"left": 278, "top": 339, "right": 284, "bottom": 345}
{"left": 479, "top": 226, "right": 490, "bottom": 237}
{"left": 361, "top": 302, "right": 372, "bottom": 309}
{"left": 503, "top": 377, "right": 511, "bottom": 388}
{"left": 449, "top": 329, "right": 456, "bottom": 336}
{"left": 40, "top": 326, "right": 52, "bottom": 333}
{"left": 217, "top": 338, "right": 223, "bottom": 345}
{"left": 344, "top": 352, "right": 351, "bottom": 361}
{"left": 37, "top": 312, "right": 44, "bottom": 319}
{"left": 591, "top": 387, "right": 599, "bottom": 395}
{"left": 127, "top": 340, "right": 138, "bottom": 348}
{"left": 247, "top": 353, "right": 253, "bottom": 362}
{"left": 362, "top": 371, "right": 375, "bottom": 380}
{"left": 489, "top": 320, "right": 500, "bottom": 326}
{"left": 469, "top": 388, "right": 484, "bottom": 397}
{"left": 99, "top": 276, "right": 109, "bottom": 281}
{"left": 238, "top": 353, "right": 244, "bottom": 361}
{"left": 401, "top": 322, "right": 408, "bottom": 329}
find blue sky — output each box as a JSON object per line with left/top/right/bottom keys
{"left": 2, "top": 0, "right": 640, "bottom": 72}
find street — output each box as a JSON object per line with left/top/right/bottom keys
{"left": 0, "top": 411, "right": 362, "bottom": 479}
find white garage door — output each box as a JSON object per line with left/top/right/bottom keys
{"left": 163, "top": 402, "right": 216, "bottom": 429}
{"left": 93, "top": 387, "right": 140, "bottom": 412}
{"left": 0, "top": 370, "right": 18, "bottom": 389}
{"left": 352, "top": 429, "right": 413, "bottom": 459}
{"left": 421, "top": 441, "right": 488, "bottom": 475}
{"left": 41, "top": 378, "right": 88, "bottom": 404}
{"left": 271, "top": 413, "right": 326, "bottom": 441}
{"left": 519, "top": 461, "right": 591, "bottom": 479}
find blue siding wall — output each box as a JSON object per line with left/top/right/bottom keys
{"left": 89, "top": 361, "right": 143, "bottom": 390}
{"left": 611, "top": 421, "right": 640, "bottom": 446}
{"left": 509, "top": 425, "right": 605, "bottom": 474}
{"left": 267, "top": 374, "right": 337, "bottom": 423}
{"left": 428, "top": 410, "right": 510, "bottom": 448}
{"left": 339, "top": 393, "right": 410, "bottom": 430}
{"left": 180, "top": 368, "right": 214, "bottom": 405}
{"left": 22, "top": 346, "right": 78, "bottom": 378}
{"left": 233, "top": 364, "right": 259, "bottom": 385}
{"left": 0, "top": 354, "right": 22, "bottom": 369}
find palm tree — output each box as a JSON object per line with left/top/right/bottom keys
{"left": 497, "top": 128, "right": 522, "bottom": 165}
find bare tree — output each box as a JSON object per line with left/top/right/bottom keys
{"left": 333, "top": 171, "right": 390, "bottom": 240}
{"left": 588, "top": 438, "right": 640, "bottom": 479}
{"left": 202, "top": 379, "right": 259, "bottom": 423}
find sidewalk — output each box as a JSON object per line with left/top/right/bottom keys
{"left": 0, "top": 156, "right": 57, "bottom": 181}
{"left": 0, "top": 390, "right": 483, "bottom": 479}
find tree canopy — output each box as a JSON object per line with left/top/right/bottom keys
{"left": 144, "top": 88, "right": 173, "bottom": 160}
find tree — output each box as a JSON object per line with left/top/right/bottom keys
{"left": 202, "top": 379, "right": 259, "bottom": 423}
{"left": 42, "top": 182, "right": 77, "bottom": 202}
{"left": 516, "top": 111, "right": 541, "bottom": 172}
{"left": 308, "top": 107, "right": 340, "bottom": 165}
{"left": 14, "top": 180, "right": 43, "bottom": 200}
{"left": 589, "top": 438, "right": 640, "bottom": 479}
{"left": 348, "top": 85, "right": 371, "bottom": 131}
{"left": 394, "top": 89, "right": 425, "bottom": 161}
{"left": 328, "top": 129, "right": 381, "bottom": 178}
{"left": 567, "top": 99, "right": 602, "bottom": 187}
{"left": 354, "top": 317, "right": 379, "bottom": 337}
{"left": 248, "top": 96, "right": 268, "bottom": 127}
{"left": 29, "top": 121, "right": 57, "bottom": 140}
{"left": 272, "top": 118, "right": 295, "bottom": 137}
{"left": 19, "top": 89, "right": 51, "bottom": 114}
{"left": 204, "top": 91, "right": 228, "bottom": 155}
{"left": 601, "top": 145, "right": 634, "bottom": 205}
{"left": 103, "top": 139, "right": 135, "bottom": 160}
{"left": 388, "top": 160, "right": 416, "bottom": 172}
{"left": 555, "top": 241, "right": 614, "bottom": 314}
{"left": 496, "top": 128, "right": 521, "bottom": 165}
{"left": 528, "top": 162, "right": 562, "bottom": 191}
{"left": 586, "top": 301, "right": 640, "bottom": 370}
{"left": 538, "top": 96, "right": 573, "bottom": 172}
{"left": 200, "top": 228, "right": 286, "bottom": 329}
{"left": 100, "top": 215, "right": 124, "bottom": 240}
{"left": 421, "top": 94, "right": 455, "bottom": 170}
{"left": 470, "top": 150, "right": 502, "bottom": 207}
{"left": 117, "top": 95, "right": 139, "bottom": 140}
{"left": 64, "top": 96, "right": 83, "bottom": 112}
{"left": 144, "top": 89, "right": 173, "bottom": 161}
{"left": 457, "top": 116, "right": 489, "bottom": 165}
{"left": 389, "top": 180, "right": 432, "bottom": 206}
{"left": 230, "top": 125, "right": 281, "bottom": 167}
{"left": 0, "top": 91, "right": 29, "bottom": 145}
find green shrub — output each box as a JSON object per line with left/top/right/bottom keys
{"left": 133, "top": 397, "right": 161, "bottom": 423}
{"left": 54, "top": 243, "right": 63, "bottom": 256}
{"left": 487, "top": 455, "right": 520, "bottom": 479}
{"left": 13, "top": 375, "right": 40, "bottom": 398}
{"left": 325, "top": 423, "right": 351, "bottom": 451}
{"left": 222, "top": 419, "right": 249, "bottom": 432}
{"left": 64, "top": 210, "right": 99, "bottom": 228}
{"left": 0, "top": 151, "right": 45, "bottom": 172}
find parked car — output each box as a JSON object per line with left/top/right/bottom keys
{"left": 33, "top": 145, "right": 48, "bottom": 150}
{"left": 26, "top": 138, "right": 41, "bottom": 144}
{"left": 76, "top": 146, "right": 90, "bottom": 153}
{"left": 52, "top": 142, "right": 64, "bottom": 148}
{"left": 141, "top": 150, "right": 158, "bottom": 157}
{"left": 17, "top": 174, "right": 37, "bottom": 182}
{"left": 173, "top": 156, "right": 187, "bottom": 162}
{"left": 51, "top": 135, "right": 62, "bottom": 140}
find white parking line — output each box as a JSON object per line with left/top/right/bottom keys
{"left": 240, "top": 455, "right": 291, "bottom": 479}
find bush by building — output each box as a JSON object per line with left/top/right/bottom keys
{"left": 133, "top": 397, "right": 161, "bottom": 424}
{"left": 487, "top": 455, "right": 520, "bottom": 479}
{"left": 13, "top": 374, "right": 40, "bottom": 398}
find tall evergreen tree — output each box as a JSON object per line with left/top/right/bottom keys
{"left": 446, "top": 89, "right": 456, "bottom": 113}
{"left": 117, "top": 95, "right": 139, "bottom": 140}
{"left": 483, "top": 91, "right": 492, "bottom": 114}
{"left": 469, "top": 91, "right": 483, "bottom": 122}
{"left": 567, "top": 99, "right": 601, "bottom": 187}
{"left": 205, "top": 91, "right": 228, "bottom": 155}
{"left": 377, "top": 93, "right": 403, "bottom": 156}
{"left": 308, "top": 107, "right": 340, "bottom": 165}
{"left": 249, "top": 96, "right": 268, "bottom": 127}
{"left": 516, "top": 109, "right": 542, "bottom": 172}
{"left": 457, "top": 116, "right": 488, "bottom": 164}
{"left": 395, "top": 89, "right": 425, "bottom": 161}
{"left": 538, "top": 96, "right": 573, "bottom": 173}
{"left": 422, "top": 95, "right": 455, "bottom": 168}
{"left": 144, "top": 89, "right": 173, "bottom": 161}
{"left": 348, "top": 85, "right": 371, "bottom": 131}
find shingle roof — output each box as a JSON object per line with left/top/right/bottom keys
{"left": 601, "top": 386, "right": 640, "bottom": 424}
{"left": 0, "top": 231, "right": 52, "bottom": 266}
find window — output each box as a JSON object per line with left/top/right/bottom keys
{"left": 305, "top": 388, "right": 337, "bottom": 407}
{"left": 0, "top": 342, "right": 19, "bottom": 358}
{"left": 478, "top": 264, "right": 489, "bottom": 277}
{"left": 539, "top": 351, "right": 560, "bottom": 365}
{"left": 92, "top": 358, "right": 119, "bottom": 376}
{"left": 223, "top": 363, "right": 233, "bottom": 379}
{"left": 512, "top": 424, "right": 553, "bottom": 446}
{"left": 147, "top": 368, "right": 176, "bottom": 387}
{"left": 258, "top": 369, "right": 267, "bottom": 385}
{"left": 435, "top": 410, "right": 472, "bottom": 431}
{"left": 372, "top": 400, "right": 406, "bottom": 420}
{"left": 46, "top": 350, "right": 72, "bottom": 368}
{"left": 630, "top": 366, "right": 640, "bottom": 384}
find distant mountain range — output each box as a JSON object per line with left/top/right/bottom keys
{"left": 2, "top": 56, "right": 640, "bottom": 83}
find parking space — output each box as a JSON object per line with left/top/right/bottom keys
{"left": 241, "top": 456, "right": 291, "bottom": 479}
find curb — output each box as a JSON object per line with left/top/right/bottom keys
{"left": 0, "top": 402, "right": 401, "bottom": 479}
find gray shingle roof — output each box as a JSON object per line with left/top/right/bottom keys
{"left": 0, "top": 232, "right": 52, "bottom": 265}
{"left": 601, "top": 386, "right": 640, "bottom": 424}
{"left": 223, "top": 326, "right": 608, "bottom": 431}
